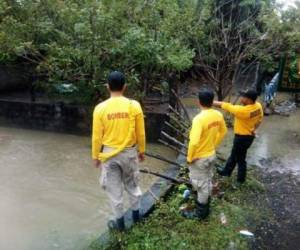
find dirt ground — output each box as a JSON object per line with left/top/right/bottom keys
{"left": 253, "top": 160, "right": 300, "bottom": 250}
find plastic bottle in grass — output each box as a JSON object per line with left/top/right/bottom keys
{"left": 183, "top": 189, "right": 191, "bottom": 199}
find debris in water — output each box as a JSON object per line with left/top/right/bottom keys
{"left": 273, "top": 100, "right": 296, "bottom": 116}
{"left": 239, "top": 230, "right": 254, "bottom": 237}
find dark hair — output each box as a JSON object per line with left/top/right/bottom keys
{"left": 198, "top": 88, "right": 214, "bottom": 107}
{"left": 107, "top": 71, "right": 125, "bottom": 91}
{"left": 239, "top": 89, "right": 258, "bottom": 102}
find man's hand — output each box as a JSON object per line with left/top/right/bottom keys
{"left": 93, "top": 159, "right": 101, "bottom": 168}
{"left": 213, "top": 101, "right": 223, "bottom": 108}
{"left": 138, "top": 153, "right": 145, "bottom": 162}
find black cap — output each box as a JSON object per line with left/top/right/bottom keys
{"left": 239, "top": 89, "right": 258, "bottom": 102}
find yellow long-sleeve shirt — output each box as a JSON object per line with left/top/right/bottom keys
{"left": 92, "top": 96, "right": 146, "bottom": 160}
{"left": 221, "top": 102, "right": 263, "bottom": 136}
{"left": 187, "top": 109, "right": 227, "bottom": 163}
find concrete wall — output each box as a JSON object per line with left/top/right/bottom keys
{"left": 0, "top": 100, "right": 90, "bottom": 134}
{"left": 0, "top": 99, "right": 167, "bottom": 141}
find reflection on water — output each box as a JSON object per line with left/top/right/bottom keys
{"left": 218, "top": 110, "right": 300, "bottom": 176}
{"left": 0, "top": 127, "right": 175, "bottom": 250}
{"left": 251, "top": 109, "right": 300, "bottom": 176}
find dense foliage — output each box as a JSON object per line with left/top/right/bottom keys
{"left": 0, "top": 0, "right": 299, "bottom": 102}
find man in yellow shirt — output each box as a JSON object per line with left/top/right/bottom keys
{"left": 92, "top": 71, "right": 146, "bottom": 231}
{"left": 214, "top": 89, "right": 263, "bottom": 184}
{"left": 185, "top": 88, "right": 227, "bottom": 220}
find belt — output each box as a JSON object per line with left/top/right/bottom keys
{"left": 102, "top": 144, "right": 136, "bottom": 150}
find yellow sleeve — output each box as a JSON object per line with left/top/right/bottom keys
{"left": 215, "top": 116, "right": 227, "bottom": 147}
{"left": 134, "top": 102, "right": 146, "bottom": 153}
{"left": 92, "top": 107, "right": 104, "bottom": 160}
{"left": 254, "top": 105, "right": 264, "bottom": 130}
{"left": 187, "top": 117, "right": 202, "bottom": 163}
{"left": 221, "top": 102, "right": 249, "bottom": 119}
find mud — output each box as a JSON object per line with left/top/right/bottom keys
{"left": 243, "top": 108, "right": 300, "bottom": 249}
{"left": 253, "top": 165, "right": 300, "bottom": 250}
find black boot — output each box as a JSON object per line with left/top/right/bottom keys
{"left": 216, "top": 166, "right": 230, "bottom": 177}
{"left": 107, "top": 216, "right": 125, "bottom": 231}
{"left": 132, "top": 210, "right": 140, "bottom": 223}
{"left": 195, "top": 201, "right": 210, "bottom": 220}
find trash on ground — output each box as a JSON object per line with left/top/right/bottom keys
{"left": 183, "top": 189, "right": 191, "bottom": 199}
{"left": 239, "top": 230, "right": 254, "bottom": 237}
{"left": 212, "top": 181, "right": 220, "bottom": 196}
{"left": 273, "top": 100, "right": 296, "bottom": 116}
{"left": 179, "top": 203, "right": 194, "bottom": 212}
{"left": 220, "top": 212, "right": 227, "bottom": 225}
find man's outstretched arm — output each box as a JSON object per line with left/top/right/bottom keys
{"left": 213, "top": 101, "right": 249, "bottom": 119}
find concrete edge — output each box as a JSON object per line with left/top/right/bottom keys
{"left": 90, "top": 153, "right": 186, "bottom": 249}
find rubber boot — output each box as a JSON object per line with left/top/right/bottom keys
{"left": 234, "top": 181, "right": 244, "bottom": 189}
{"left": 107, "top": 216, "right": 125, "bottom": 231}
{"left": 216, "top": 166, "right": 230, "bottom": 177}
{"left": 195, "top": 200, "right": 210, "bottom": 220}
{"left": 132, "top": 210, "right": 140, "bottom": 223}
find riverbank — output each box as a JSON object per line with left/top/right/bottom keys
{"left": 88, "top": 164, "right": 269, "bottom": 250}
{"left": 88, "top": 94, "right": 300, "bottom": 250}
{"left": 253, "top": 160, "right": 300, "bottom": 249}
{"left": 88, "top": 160, "right": 300, "bottom": 250}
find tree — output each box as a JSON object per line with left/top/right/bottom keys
{"left": 0, "top": 0, "right": 299, "bottom": 102}
{"left": 0, "top": 0, "right": 195, "bottom": 103}
{"left": 190, "top": 0, "right": 300, "bottom": 100}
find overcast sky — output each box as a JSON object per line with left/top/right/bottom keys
{"left": 277, "top": 0, "right": 299, "bottom": 9}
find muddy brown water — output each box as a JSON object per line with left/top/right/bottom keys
{"left": 0, "top": 127, "right": 175, "bottom": 250}
{"left": 2, "top": 98, "right": 300, "bottom": 250}
{"left": 217, "top": 109, "right": 300, "bottom": 177}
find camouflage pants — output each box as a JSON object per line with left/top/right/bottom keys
{"left": 189, "top": 156, "right": 216, "bottom": 204}
{"left": 100, "top": 146, "right": 142, "bottom": 219}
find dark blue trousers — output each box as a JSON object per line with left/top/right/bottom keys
{"left": 224, "top": 134, "right": 255, "bottom": 183}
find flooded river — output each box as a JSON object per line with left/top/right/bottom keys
{"left": 1, "top": 95, "right": 299, "bottom": 250}
{"left": 0, "top": 127, "right": 175, "bottom": 250}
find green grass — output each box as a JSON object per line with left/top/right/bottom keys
{"left": 89, "top": 167, "right": 270, "bottom": 250}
